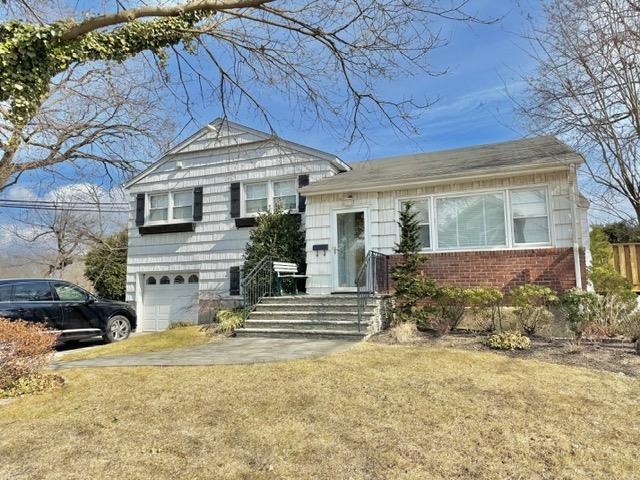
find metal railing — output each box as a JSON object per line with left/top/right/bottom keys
{"left": 241, "top": 256, "right": 274, "bottom": 320}
{"left": 355, "top": 251, "right": 390, "bottom": 331}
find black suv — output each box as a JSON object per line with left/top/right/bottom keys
{"left": 0, "top": 279, "right": 136, "bottom": 343}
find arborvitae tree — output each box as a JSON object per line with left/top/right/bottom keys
{"left": 84, "top": 230, "right": 127, "bottom": 300}
{"left": 391, "top": 202, "right": 438, "bottom": 323}
{"left": 242, "top": 203, "right": 306, "bottom": 277}
{"left": 589, "top": 226, "right": 635, "bottom": 306}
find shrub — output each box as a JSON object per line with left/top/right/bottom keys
{"left": 168, "top": 321, "right": 193, "bottom": 330}
{"left": 583, "top": 293, "right": 635, "bottom": 337}
{"left": 391, "top": 202, "right": 438, "bottom": 324}
{"left": 485, "top": 331, "right": 531, "bottom": 351}
{"left": 388, "top": 322, "right": 420, "bottom": 344}
{"left": 213, "top": 309, "right": 244, "bottom": 335}
{"left": 558, "top": 288, "right": 600, "bottom": 340}
{"left": 589, "top": 227, "right": 636, "bottom": 305}
{"left": 510, "top": 284, "right": 557, "bottom": 336}
{"left": 624, "top": 313, "right": 640, "bottom": 342}
{"left": 430, "top": 286, "right": 468, "bottom": 335}
{"left": 84, "top": 230, "right": 127, "bottom": 300}
{"left": 0, "top": 318, "right": 59, "bottom": 391}
{"left": 466, "top": 287, "right": 504, "bottom": 332}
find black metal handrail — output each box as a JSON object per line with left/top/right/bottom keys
{"left": 356, "top": 251, "right": 390, "bottom": 331}
{"left": 241, "top": 256, "right": 273, "bottom": 319}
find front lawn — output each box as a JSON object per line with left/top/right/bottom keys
{"left": 57, "top": 326, "right": 212, "bottom": 362}
{"left": 2, "top": 344, "right": 638, "bottom": 479}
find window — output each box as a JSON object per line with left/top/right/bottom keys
{"left": 13, "top": 281, "right": 53, "bottom": 302}
{"left": 0, "top": 285, "right": 12, "bottom": 302}
{"left": 149, "top": 194, "right": 168, "bottom": 222}
{"left": 401, "top": 199, "right": 430, "bottom": 249}
{"left": 188, "top": 274, "right": 199, "bottom": 284}
{"left": 436, "top": 193, "right": 506, "bottom": 249}
{"left": 511, "top": 189, "right": 550, "bottom": 244}
{"left": 243, "top": 178, "right": 298, "bottom": 215}
{"left": 53, "top": 283, "right": 88, "bottom": 302}
{"left": 273, "top": 179, "right": 297, "bottom": 210}
{"left": 172, "top": 191, "right": 193, "bottom": 220}
{"left": 245, "top": 182, "right": 268, "bottom": 214}
{"left": 147, "top": 276, "right": 156, "bottom": 285}
{"left": 174, "top": 275, "right": 184, "bottom": 284}
{"left": 159, "top": 276, "right": 171, "bottom": 285}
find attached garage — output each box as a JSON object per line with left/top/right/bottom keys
{"left": 141, "top": 273, "right": 199, "bottom": 331}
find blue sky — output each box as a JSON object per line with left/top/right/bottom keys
{"left": 175, "top": 0, "right": 541, "bottom": 164}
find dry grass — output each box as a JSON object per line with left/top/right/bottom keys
{"left": 1, "top": 343, "right": 639, "bottom": 480}
{"left": 57, "top": 326, "right": 212, "bottom": 362}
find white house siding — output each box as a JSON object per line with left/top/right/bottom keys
{"left": 126, "top": 123, "right": 342, "bottom": 324}
{"left": 305, "top": 169, "right": 588, "bottom": 294}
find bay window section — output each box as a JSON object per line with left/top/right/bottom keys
{"left": 511, "top": 189, "right": 550, "bottom": 244}
{"left": 172, "top": 191, "right": 193, "bottom": 220}
{"left": 436, "top": 193, "right": 506, "bottom": 249}
{"left": 148, "top": 194, "right": 168, "bottom": 222}
{"left": 401, "top": 199, "right": 430, "bottom": 248}
{"left": 273, "top": 179, "right": 297, "bottom": 210}
{"left": 245, "top": 182, "right": 268, "bottom": 214}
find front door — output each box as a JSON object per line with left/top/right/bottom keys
{"left": 335, "top": 210, "right": 366, "bottom": 290}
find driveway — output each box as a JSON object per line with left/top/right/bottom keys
{"left": 52, "top": 337, "right": 357, "bottom": 369}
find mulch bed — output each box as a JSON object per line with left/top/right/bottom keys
{"left": 370, "top": 329, "right": 640, "bottom": 377}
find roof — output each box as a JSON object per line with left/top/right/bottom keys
{"left": 300, "top": 136, "right": 584, "bottom": 195}
{"left": 124, "top": 118, "right": 350, "bottom": 188}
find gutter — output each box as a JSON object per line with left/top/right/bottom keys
{"left": 569, "top": 163, "right": 583, "bottom": 289}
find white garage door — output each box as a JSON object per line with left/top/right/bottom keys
{"left": 142, "top": 273, "right": 199, "bottom": 331}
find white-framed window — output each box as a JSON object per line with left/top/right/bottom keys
{"left": 243, "top": 178, "right": 298, "bottom": 215}
{"left": 511, "top": 188, "right": 550, "bottom": 244}
{"left": 146, "top": 190, "right": 193, "bottom": 224}
{"left": 401, "top": 199, "right": 430, "bottom": 249}
{"left": 397, "top": 186, "right": 552, "bottom": 251}
{"left": 436, "top": 193, "right": 506, "bottom": 249}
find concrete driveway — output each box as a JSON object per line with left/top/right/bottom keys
{"left": 52, "top": 337, "right": 358, "bottom": 369}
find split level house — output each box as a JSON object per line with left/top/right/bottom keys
{"left": 125, "top": 119, "right": 589, "bottom": 334}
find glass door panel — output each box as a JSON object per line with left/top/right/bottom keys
{"left": 336, "top": 211, "right": 365, "bottom": 288}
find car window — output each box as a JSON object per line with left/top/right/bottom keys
{"left": 53, "top": 283, "right": 89, "bottom": 302}
{"left": 13, "top": 281, "right": 54, "bottom": 302}
{"left": 0, "top": 285, "right": 12, "bottom": 302}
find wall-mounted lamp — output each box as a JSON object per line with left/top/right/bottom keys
{"left": 342, "top": 193, "right": 354, "bottom": 207}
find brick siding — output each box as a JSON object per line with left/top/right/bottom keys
{"left": 388, "top": 247, "right": 586, "bottom": 293}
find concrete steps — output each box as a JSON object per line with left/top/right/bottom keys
{"left": 235, "top": 294, "right": 378, "bottom": 340}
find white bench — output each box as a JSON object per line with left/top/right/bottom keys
{"left": 273, "top": 261, "right": 308, "bottom": 295}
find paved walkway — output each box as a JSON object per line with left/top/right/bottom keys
{"left": 52, "top": 337, "right": 357, "bottom": 369}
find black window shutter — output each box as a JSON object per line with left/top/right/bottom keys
{"left": 229, "top": 266, "right": 240, "bottom": 296}
{"left": 298, "top": 174, "right": 309, "bottom": 213}
{"left": 230, "top": 183, "right": 241, "bottom": 218}
{"left": 135, "top": 194, "right": 145, "bottom": 226}
{"left": 193, "top": 187, "right": 203, "bottom": 221}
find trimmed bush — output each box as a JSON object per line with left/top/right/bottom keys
{"left": 431, "top": 286, "right": 467, "bottom": 335}
{"left": 510, "top": 285, "right": 557, "bottom": 336}
{"left": 466, "top": 287, "right": 504, "bottom": 332}
{"left": 0, "top": 318, "right": 59, "bottom": 391}
{"left": 485, "top": 331, "right": 531, "bottom": 351}
{"left": 558, "top": 288, "right": 600, "bottom": 340}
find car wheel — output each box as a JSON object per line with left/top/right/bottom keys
{"left": 103, "top": 315, "right": 131, "bottom": 343}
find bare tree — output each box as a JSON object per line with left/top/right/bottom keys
{"left": 0, "top": 0, "right": 494, "bottom": 191}
{"left": 517, "top": 0, "right": 640, "bottom": 222}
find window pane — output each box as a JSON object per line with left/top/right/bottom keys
{"left": 274, "top": 180, "right": 296, "bottom": 197}
{"left": 273, "top": 195, "right": 297, "bottom": 210}
{"left": 437, "top": 194, "right": 505, "bottom": 248}
{"left": 402, "top": 199, "right": 429, "bottom": 224}
{"left": 54, "top": 284, "right": 88, "bottom": 302}
{"left": 150, "top": 194, "right": 168, "bottom": 209}
{"left": 245, "top": 183, "right": 267, "bottom": 200}
{"left": 514, "top": 217, "right": 550, "bottom": 244}
{"left": 512, "top": 189, "right": 547, "bottom": 217}
{"left": 173, "top": 205, "right": 192, "bottom": 220}
{"left": 160, "top": 276, "right": 170, "bottom": 285}
{"left": 173, "top": 191, "right": 192, "bottom": 207}
{"left": 246, "top": 198, "right": 268, "bottom": 214}
{"left": 174, "top": 275, "right": 184, "bottom": 284}
{"left": 419, "top": 224, "right": 430, "bottom": 248}
{"left": 188, "top": 274, "right": 199, "bottom": 284}
{"left": 149, "top": 208, "right": 168, "bottom": 222}
{"left": 13, "top": 282, "right": 53, "bottom": 301}
{"left": 147, "top": 277, "right": 156, "bottom": 285}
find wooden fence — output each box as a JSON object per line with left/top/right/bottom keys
{"left": 612, "top": 243, "right": 640, "bottom": 292}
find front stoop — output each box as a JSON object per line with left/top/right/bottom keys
{"left": 235, "top": 295, "right": 390, "bottom": 340}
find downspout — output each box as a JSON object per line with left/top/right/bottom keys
{"left": 569, "top": 163, "right": 583, "bottom": 289}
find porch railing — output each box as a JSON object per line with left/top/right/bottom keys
{"left": 241, "top": 256, "right": 273, "bottom": 320}
{"left": 355, "top": 251, "right": 390, "bottom": 331}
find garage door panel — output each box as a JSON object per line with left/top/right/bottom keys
{"left": 142, "top": 273, "right": 198, "bottom": 331}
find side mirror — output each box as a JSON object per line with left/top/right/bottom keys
{"left": 85, "top": 296, "right": 96, "bottom": 304}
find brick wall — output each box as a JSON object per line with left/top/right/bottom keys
{"left": 388, "top": 247, "right": 586, "bottom": 293}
